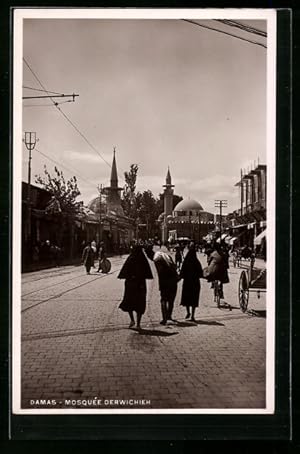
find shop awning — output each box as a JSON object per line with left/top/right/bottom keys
{"left": 254, "top": 229, "right": 266, "bottom": 246}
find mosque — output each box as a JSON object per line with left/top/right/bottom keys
{"left": 85, "top": 149, "right": 135, "bottom": 252}
{"left": 157, "top": 168, "right": 215, "bottom": 243}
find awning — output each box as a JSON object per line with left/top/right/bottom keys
{"left": 254, "top": 229, "right": 266, "bottom": 246}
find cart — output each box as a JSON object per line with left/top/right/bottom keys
{"left": 238, "top": 264, "right": 266, "bottom": 312}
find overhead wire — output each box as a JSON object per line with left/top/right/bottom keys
{"left": 34, "top": 147, "right": 108, "bottom": 190}
{"left": 23, "top": 85, "right": 63, "bottom": 95}
{"left": 23, "top": 57, "right": 121, "bottom": 173}
{"left": 215, "top": 19, "right": 267, "bottom": 38}
{"left": 181, "top": 19, "right": 267, "bottom": 49}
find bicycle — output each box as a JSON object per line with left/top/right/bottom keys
{"left": 213, "top": 280, "right": 222, "bottom": 308}
{"left": 212, "top": 280, "right": 232, "bottom": 311}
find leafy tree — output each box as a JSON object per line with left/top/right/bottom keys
{"left": 157, "top": 193, "right": 183, "bottom": 213}
{"left": 35, "top": 166, "right": 83, "bottom": 217}
{"left": 121, "top": 164, "right": 139, "bottom": 219}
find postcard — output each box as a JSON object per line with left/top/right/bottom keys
{"left": 12, "top": 8, "right": 276, "bottom": 415}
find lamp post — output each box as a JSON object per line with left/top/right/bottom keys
{"left": 23, "top": 132, "right": 38, "bottom": 246}
{"left": 97, "top": 184, "right": 103, "bottom": 243}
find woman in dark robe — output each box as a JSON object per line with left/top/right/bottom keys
{"left": 118, "top": 245, "right": 153, "bottom": 329}
{"left": 180, "top": 243, "right": 203, "bottom": 322}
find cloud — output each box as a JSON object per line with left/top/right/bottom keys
{"left": 63, "top": 149, "right": 111, "bottom": 164}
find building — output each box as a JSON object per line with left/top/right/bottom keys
{"left": 226, "top": 164, "right": 267, "bottom": 254}
{"left": 87, "top": 149, "right": 135, "bottom": 252}
{"left": 21, "top": 150, "right": 135, "bottom": 270}
{"left": 158, "top": 169, "right": 215, "bottom": 243}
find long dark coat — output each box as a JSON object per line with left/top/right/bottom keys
{"left": 118, "top": 246, "right": 153, "bottom": 314}
{"left": 180, "top": 249, "right": 203, "bottom": 307}
{"left": 82, "top": 246, "right": 94, "bottom": 268}
{"left": 154, "top": 252, "right": 178, "bottom": 303}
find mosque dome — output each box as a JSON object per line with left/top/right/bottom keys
{"left": 87, "top": 196, "right": 107, "bottom": 214}
{"left": 173, "top": 198, "right": 204, "bottom": 213}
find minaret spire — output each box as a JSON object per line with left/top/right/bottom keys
{"left": 166, "top": 166, "right": 172, "bottom": 185}
{"left": 110, "top": 146, "right": 118, "bottom": 188}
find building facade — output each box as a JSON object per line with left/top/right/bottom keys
{"left": 158, "top": 169, "right": 215, "bottom": 243}
{"left": 226, "top": 164, "right": 267, "bottom": 254}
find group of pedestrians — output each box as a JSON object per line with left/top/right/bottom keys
{"left": 81, "top": 240, "right": 107, "bottom": 275}
{"left": 117, "top": 241, "right": 226, "bottom": 329}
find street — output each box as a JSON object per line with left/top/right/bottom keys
{"left": 20, "top": 252, "right": 267, "bottom": 411}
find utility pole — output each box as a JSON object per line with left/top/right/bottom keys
{"left": 214, "top": 200, "right": 228, "bottom": 237}
{"left": 23, "top": 132, "right": 38, "bottom": 246}
{"left": 98, "top": 184, "right": 103, "bottom": 243}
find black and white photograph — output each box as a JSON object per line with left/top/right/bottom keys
{"left": 13, "top": 8, "right": 276, "bottom": 414}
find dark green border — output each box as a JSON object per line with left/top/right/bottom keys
{"left": 0, "top": 1, "right": 293, "bottom": 444}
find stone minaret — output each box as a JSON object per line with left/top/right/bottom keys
{"left": 163, "top": 167, "right": 174, "bottom": 217}
{"left": 104, "top": 148, "right": 124, "bottom": 216}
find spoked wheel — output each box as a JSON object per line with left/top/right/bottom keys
{"left": 239, "top": 270, "right": 249, "bottom": 312}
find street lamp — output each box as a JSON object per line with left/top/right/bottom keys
{"left": 23, "top": 132, "right": 38, "bottom": 245}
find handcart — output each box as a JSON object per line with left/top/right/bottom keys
{"left": 238, "top": 264, "right": 266, "bottom": 312}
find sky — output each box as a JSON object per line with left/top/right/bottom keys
{"left": 21, "top": 13, "right": 269, "bottom": 215}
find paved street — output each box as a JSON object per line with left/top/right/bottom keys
{"left": 20, "top": 252, "right": 267, "bottom": 411}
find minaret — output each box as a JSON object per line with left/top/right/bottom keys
{"left": 104, "top": 147, "right": 124, "bottom": 216}
{"left": 163, "top": 167, "right": 174, "bottom": 217}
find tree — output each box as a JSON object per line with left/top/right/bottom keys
{"left": 35, "top": 165, "right": 83, "bottom": 217}
{"left": 157, "top": 193, "right": 184, "bottom": 213}
{"left": 136, "top": 190, "right": 162, "bottom": 239}
{"left": 121, "top": 164, "right": 139, "bottom": 219}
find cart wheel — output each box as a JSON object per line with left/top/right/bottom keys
{"left": 239, "top": 270, "right": 249, "bottom": 312}
{"left": 100, "top": 258, "right": 111, "bottom": 273}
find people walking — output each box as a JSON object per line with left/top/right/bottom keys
{"left": 153, "top": 244, "right": 178, "bottom": 325}
{"left": 118, "top": 245, "right": 153, "bottom": 329}
{"left": 97, "top": 241, "right": 106, "bottom": 273}
{"left": 180, "top": 242, "right": 203, "bottom": 322}
{"left": 82, "top": 242, "right": 94, "bottom": 275}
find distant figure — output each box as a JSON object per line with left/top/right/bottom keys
{"left": 118, "top": 245, "right": 153, "bottom": 329}
{"left": 175, "top": 245, "right": 183, "bottom": 271}
{"left": 97, "top": 241, "right": 107, "bottom": 272}
{"left": 153, "top": 244, "right": 178, "bottom": 325}
{"left": 82, "top": 242, "right": 94, "bottom": 275}
{"left": 180, "top": 242, "right": 203, "bottom": 321}
{"left": 91, "top": 240, "right": 97, "bottom": 254}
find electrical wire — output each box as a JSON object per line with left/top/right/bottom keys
{"left": 23, "top": 85, "right": 63, "bottom": 95}
{"left": 35, "top": 147, "right": 105, "bottom": 190}
{"left": 216, "top": 19, "right": 267, "bottom": 38}
{"left": 23, "top": 57, "right": 119, "bottom": 173}
{"left": 181, "top": 19, "right": 267, "bottom": 49}
{"left": 23, "top": 100, "right": 75, "bottom": 108}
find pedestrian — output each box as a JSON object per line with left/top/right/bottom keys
{"left": 82, "top": 241, "right": 94, "bottom": 275}
{"left": 180, "top": 242, "right": 203, "bottom": 322}
{"left": 153, "top": 244, "right": 178, "bottom": 325}
{"left": 175, "top": 245, "right": 183, "bottom": 271}
{"left": 97, "top": 241, "right": 106, "bottom": 272}
{"left": 118, "top": 245, "right": 153, "bottom": 329}
{"left": 203, "top": 241, "right": 229, "bottom": 299}
{"left": 91, "top": 240, "right": 97, "bottom": 254}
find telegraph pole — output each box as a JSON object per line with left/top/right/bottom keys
{"left": 23, "top": 132, "right": 38, "bottom": 245}
{"left": 98, "top": 184, "right": 103, "bottom": 243}
{"left": 214, "top": 199, "right": 227, "bottom": 236}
